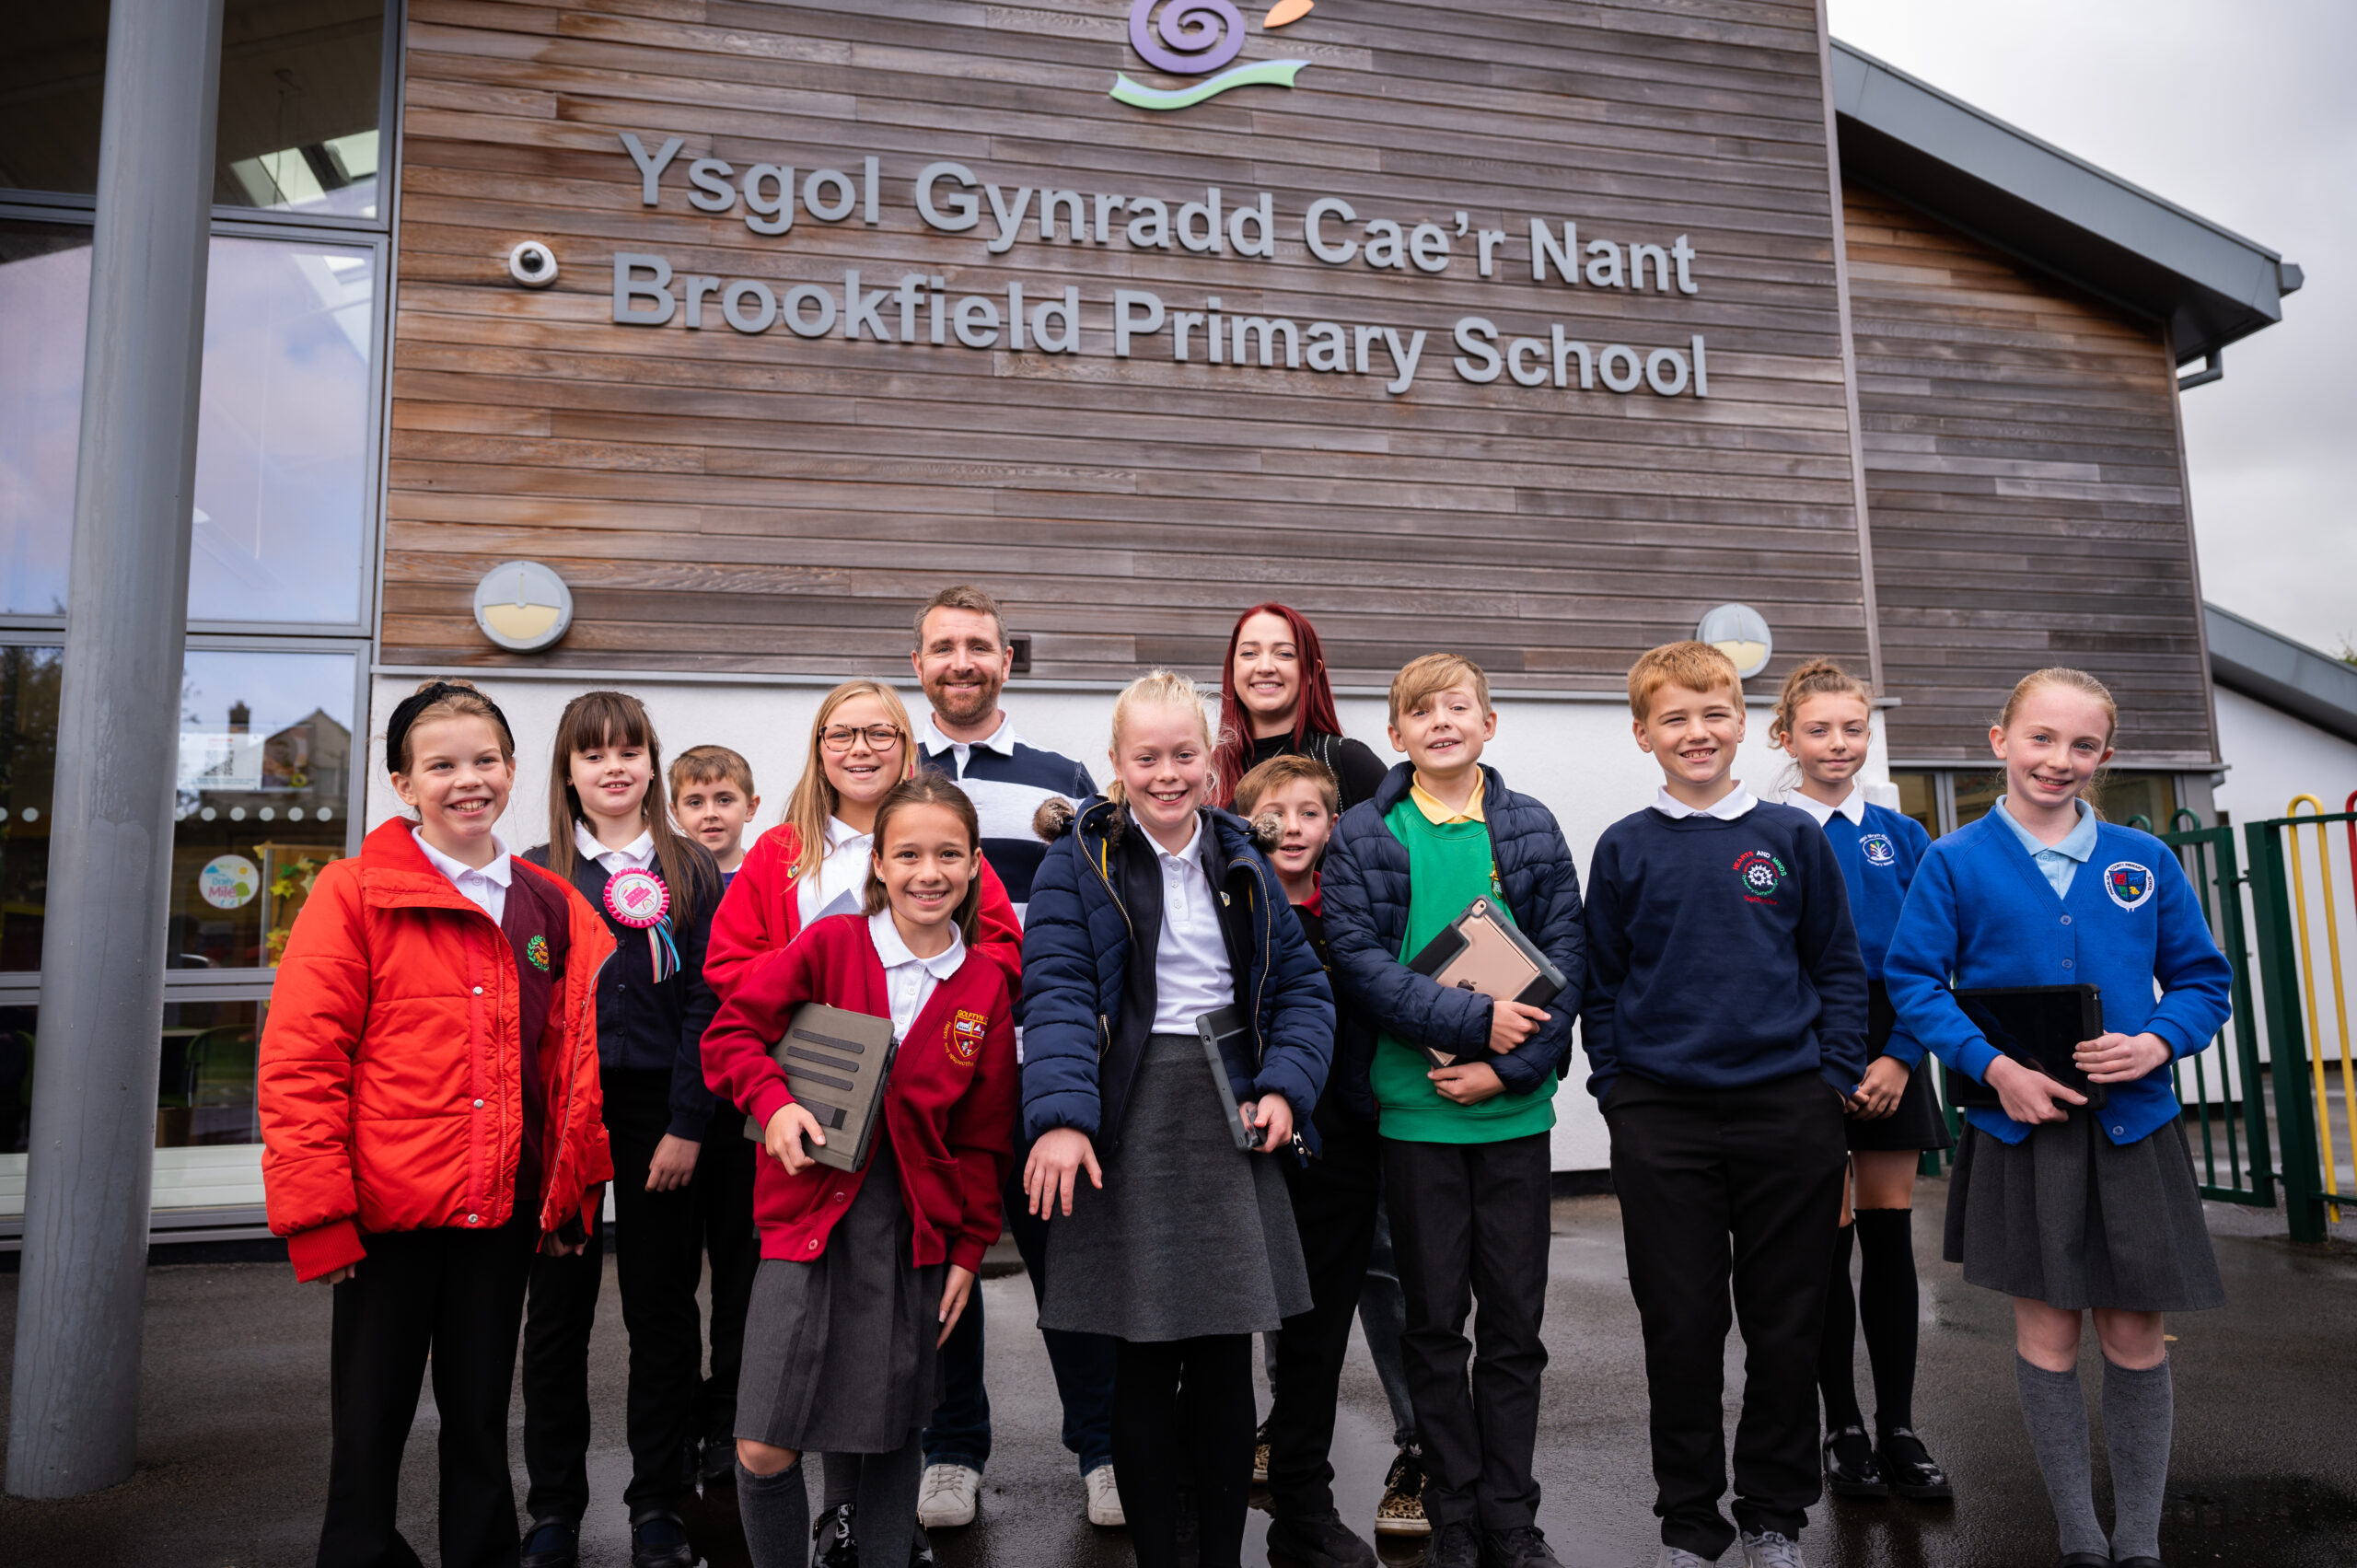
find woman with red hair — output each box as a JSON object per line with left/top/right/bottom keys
{"left": 1212, "top": 604, "right": 1387, "bottom": 814}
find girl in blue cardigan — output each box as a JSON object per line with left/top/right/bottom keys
{"left": 1886, "top": 668, "right": 2232, "bottom": 1568}
{"left": 1771, "top": 658, "right": 1950, "bottom": 1504}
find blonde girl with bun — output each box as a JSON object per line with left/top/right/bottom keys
{"left": 1769, "top": 657, "right": 1951, "bottom": 1506}
{"left": 1017, "top": 669, "right": 1335, "bottom": 1568}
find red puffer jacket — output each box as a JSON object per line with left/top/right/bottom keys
{"left": 260, "top": 818, "right": 617, "bottom": 1281}
{"left": 704, "top": 821, "right": 1023, "bottom": 1000}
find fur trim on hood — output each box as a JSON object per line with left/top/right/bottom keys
{"left": 1030, "top": 796, "right": 1282, "bottom": 854}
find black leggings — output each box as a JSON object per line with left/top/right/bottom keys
{"left": 1110, "top": 1334, "right": 1255, "bottom": 1568}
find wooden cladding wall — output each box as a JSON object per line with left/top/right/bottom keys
{"left": 1843, "top": 182, "right": 2216, "bottom": 765}
{"left": 386, "top": 0, "right": 1871, "bottom": 690}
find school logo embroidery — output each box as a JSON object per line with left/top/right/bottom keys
{"left": 2105, "top": 861, "right": 2154, "bottom": 911}
{"left": 947, "top": 1009, "right": 988, "bottom": 1065}
{"left": 527, "top": 935, "right": 551, "bottom": 972}
{"left": 1110, "top": 0, "right": 1316, "bottom": 112}
{"left": 1861, "top": 833, "right": 1897, "bottom": 868}
{"left": 1734, "top": 849, "right": 1786, "bottom": 903}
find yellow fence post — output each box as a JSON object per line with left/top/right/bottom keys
{"left": 2284, "top": 796, "right": 2346, "bottom": 1220}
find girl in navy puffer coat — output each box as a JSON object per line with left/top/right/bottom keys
{"left": 1017, "top": 669, "right": 1333, "bottom": 1568}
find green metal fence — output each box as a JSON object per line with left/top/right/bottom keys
{"left": 2241, "top": 803, "right": 2357, "bottom": 1244}
{"left": 2154, "top": 812, "right": 2274, "bottom": 1208}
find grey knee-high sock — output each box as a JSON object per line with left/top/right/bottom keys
{"left": 2103, "top": 1357, "right": 2174, "bottom": 1561}
{"left": 853, "top": 1432, "right": 926, "bottom": 1568}
{"left": 821, "top": 1452, "right": 860, "bottom": 1511}
{"left": 736, "top": 1458, "right": 811, "bottom": 1568}
{"left": 2014, "top": 1355, "right": 2108, "bottom": 1558}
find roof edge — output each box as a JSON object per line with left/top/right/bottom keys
{"left": 2205, "top": 602, "right": 2357, "bottom": 748}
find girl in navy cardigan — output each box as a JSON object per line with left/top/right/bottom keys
{"left": 1020, "top": 668, "right": 1334, "bottom": 1568}
{"left": 519, "top": 691, "right": 723, "bottom": 1568}
{"left": 1770, "top": 658, "right": 1950, "bottom": 1504}
{"left": 1886, "top": 668, "right": 2233, "bottom": 1568}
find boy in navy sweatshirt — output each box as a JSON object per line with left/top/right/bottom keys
{"left": 1581, "top": 642, "right": 1867, "bottom": 1568}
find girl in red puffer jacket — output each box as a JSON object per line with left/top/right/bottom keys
{"left": 260, "top": 678, "right": 613, "bottom": 1568}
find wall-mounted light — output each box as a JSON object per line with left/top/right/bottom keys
{"left": 508, "top": 239, "right": 558, "bottom": 288}
{"left": 473, "top": 560, "right": 574, "bottom": 652}
{"left": 1696, "top": 602, "right": 1772, "bottom": 679}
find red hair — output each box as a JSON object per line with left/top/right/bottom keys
{"left": 1213, "top": 602, "right": 1346, "bottom": 807}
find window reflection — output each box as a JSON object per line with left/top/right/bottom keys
{"left": 0, "top": 647, "right": 60, "bottom": 975}
{"left": 0, "top": 231, "right": 374, "bottom": 624}
{"left": 0, "top": 1000, "right": 269, "bottom": 1156}
{"left": 0, "top": 2, "right": 384, "bottom": 218}
{"left": 173, "top": 651, "right": 354, "bottom": 968}
{"left": 1890, "top": 771, "right": 1939, "bottom": 839}
{"left": 0, "top": 1002, "right": 32, "bottom": 1155}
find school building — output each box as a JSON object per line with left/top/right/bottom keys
{"left": 0, "top": 5, "right": 2310, "bottom": 1245}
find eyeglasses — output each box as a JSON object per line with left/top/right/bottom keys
{"left": 821, "top": 724, "right": 904, "bottom": 753}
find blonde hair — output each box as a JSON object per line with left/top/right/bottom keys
{"left": 1388, "top": 653, "right": 1492, "bottom": 728}
{"left": 1106, "top": 668, "right": 1216, "bottom": 808}
{"left": 1234, "top": 753, "right": 1339, "bottom": 818}
{"left": 1627, "top": 641, "right": 1742, "bottom": 723}
{"left": 1769, "top": 657, "right": 1874, "bottom": 747}
{"left": 1999, "top": 667, "right": 2119, "bottom": 742}
{"left": 783, "top": 680, "right": 916, "bottom": 881}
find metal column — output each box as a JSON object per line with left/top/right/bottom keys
{"left": 6, "top": 0, "right": 226, "bottom": 1499}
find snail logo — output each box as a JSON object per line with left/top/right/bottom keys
{"left": 1111, "top": 0, "right": 1316, "bottom": 112}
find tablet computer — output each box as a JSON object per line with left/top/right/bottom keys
{"left": 1405, "top": 896, "right": 1566, "bottom": 1069}
{"left": 1196, "top": 1005, "right": 1262, "bottom": 1151}
{"left": 740, "top": 1002, "right": 899, "bottom": 1172}
{"left": 1940, "top": 983, "right": 2108, "bottom": 1113}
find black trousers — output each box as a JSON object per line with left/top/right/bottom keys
{"left": 523, "top": 1070, "right": 705, "bottom": 1524}
{"left": 695, "top": 1125, "right": 762, "bottom": 1455}
{"left": 1110, "top": 1334, "right": 1255, "bottom": 1568}
{"left": 317, "top": 1217, "right": 538, "bottom": 1568}
{"left": 1266, "top": 1121, "right": 1383, "bottom": 1520}
{"left": 1382, "top": 1131, "right": 1552, "bottom": 1532}
{"left": 1605, "top": 1069, "right": 1849, "bottom": 1558}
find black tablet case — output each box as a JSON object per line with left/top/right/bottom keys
{"left": 740, "top": 1002, "right": 899, "bottom": 1173}
{"left": 1404, "top": 895, "right": 1568, "bottom": 1068}
{"left": 1941, "top": 983, "right": 2108, "bottom": 1113}
{"left": 1196, "top": 1005, "right": 1261, "bottom": 1151}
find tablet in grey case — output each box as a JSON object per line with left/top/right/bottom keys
{"left": 1405, "top": 896, "right": 1566, "bottom": 1068}
{"left": 741, "top": 1002, "right": 899, "bottom": 1172}
{"left": 1196, "top": 1005, "right": 1260, "bottom": 1151}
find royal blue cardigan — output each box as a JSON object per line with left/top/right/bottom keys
{"left": 1813, "top": 798, "right": 1933, "bottom": 1067}
{"left": 1883, "top": 812, "right": 2233, "bottom": 1145}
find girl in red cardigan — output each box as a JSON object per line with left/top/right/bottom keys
{"left": 702, "top": 774, "right": 1018, "bottom": 1568}
{"left": 260, "top": 679, "right": 614, "bottom": 1568}
{"left": 704, "top": 679, "right": 1021, "bottom": 1000}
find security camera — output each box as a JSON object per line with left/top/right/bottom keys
{"left": 507, "top": 240, "right": 558, "bottom": 288}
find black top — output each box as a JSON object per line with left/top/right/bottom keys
{"left": 525, "top": 841, "right": 722, "bottom": 1143}
{"left": 1248, "top": 729, "right": 1388, "bottom": 815}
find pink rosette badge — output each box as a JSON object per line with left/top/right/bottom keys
{"left": 602, "top": 868, "right": 681, "bottom": 981}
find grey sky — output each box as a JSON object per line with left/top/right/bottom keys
{"left": 1828, "top": 0, "right": 2356, "bottom": 656}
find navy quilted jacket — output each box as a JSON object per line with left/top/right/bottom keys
{"left": 1320, "top": 762, "right": 1587, "bottom": 1096}
{"left": 1019, "top": 797, "right": 1335, "bottom": 1149}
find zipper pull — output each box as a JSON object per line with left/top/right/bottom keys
{"left": 1291, "top": 1130, "right": 1309, "bottom": 1167}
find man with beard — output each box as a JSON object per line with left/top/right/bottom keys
{"left": 905, "top": 585, "right": 1121, "bottom": 1539}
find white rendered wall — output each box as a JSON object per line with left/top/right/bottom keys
{"left": 366, "top": 676, "right": 1892, "bottom": 1174}
{"left": 2212, "top": 686, "right": 2357, "bottom": 823}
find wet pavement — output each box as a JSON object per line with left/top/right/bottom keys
{"left": 2, "top": 1185, "right": 2352, "bottom": 1566}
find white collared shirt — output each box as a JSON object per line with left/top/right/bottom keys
{"left": 1149, "top": 816, "right": 1235, "bottom": 1034}
{"left": 1783, "top": 785, "right": 1866, "bottom": 828}
{"left": 1650, "top": 784, "right": 1759, "bottom": 821}
{"left": 573, "top": 819, "right": 656, "bottom": 877}
{"left": 798, "top": 815, "right": 874, "bottom": 927}
{"left": 921, "top": 712, "right": 1016, "bottom": 778}
{"left": 415, "top": 828, "right": 514, "bottom": 923}
{"left": 869, "top": 909, "right": 967, "bottom": 1040}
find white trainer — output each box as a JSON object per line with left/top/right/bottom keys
{"left": 1653, "top": 1548, "right": 1712, "bottom": 1568}
{"left": 915, "top": 1462, "right": 980, "bottom": 1528}
{"left": 1741, "top": 1528, "right": 1807, "bottom": 1568}
{"left": 1085, "top": 1463, "right": 1125, "bottom": 1527}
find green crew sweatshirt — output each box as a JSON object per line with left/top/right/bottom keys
{"left": 1372, "top": 799, "right": 1560, "bottom": 1144}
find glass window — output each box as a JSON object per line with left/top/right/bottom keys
{"left": 0, "top": 2, "right": 385, "bottom": 217}
{"left": 2097, "top": 772, "right": 2178, "bottom": 832}
{"left": 173, "top": 649, "right": 354, "bottom": 969}
{"left": 1890, "top": 771, "right": 1939, "bottom": 838}
{"left": 0, "top": 1000, "right": 33, "bottom": 1155}
{"left": 0, "top": 647, "right": 61, "bottom": 974}
{"left": 1954, "top": 769, "right": 2003, "bottom": 830}
{"left": 0, "top": 224, "right": 93, "bottom": 616}
{"left": 215, "top": 1, "right": 387, "bottom": 220}
{"left": 0, "top": 999, "right": 267, "bottom": 1156}
{"left": 0, "top": 231, "right": 375, "bottom": 624}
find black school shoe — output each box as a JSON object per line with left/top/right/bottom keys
{"left": 910, "top": 1525, "right": 936, "bottom": 1566}
{"left": 630, "top": 1508, "right": 696, "bottom": 1568}
{"left": 700, "top": 1436, "right": 737, "bottom": 1488}
{"left": 2113, "top": 1559, "right": 2165, "bottom": 1568}
{"left": 1823, "top": 1424, "right": 1888, "bottom": 1499}
{"left": 1877, "top": 1428, "right": 1953, "bottom": 1501}
{"left": 1267, "top": 1507, "right": 1378, "bottom": 1568}
{"left": 1480, "top": 1524, "right": 1565, "bottom": 1568}
{"left": 814, "top": 1502, "right": 858, "bottom": 1568}
{"left": 1426, "top": 1521, "right": 1482, "bottom": 1568}
{"left": 2057, "top": 1555, "right": 2114, "bottom": 1568}
{"left": 519, "top": 1520, "right": 578, "bottom": 1568}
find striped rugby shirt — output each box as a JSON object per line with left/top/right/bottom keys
{"left": 919, "top": 713, "right": 1095, "bottom": 918}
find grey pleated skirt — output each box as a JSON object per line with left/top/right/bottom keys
{"left": 1944, "top": 1110, "right": 2223, "bottom": 1313}
{"left": 1038, "top": 1031, "right": 1312, "bottom": 1342}
{"left": 736, "top": 1151, "right": 947, "bottom": 1453}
